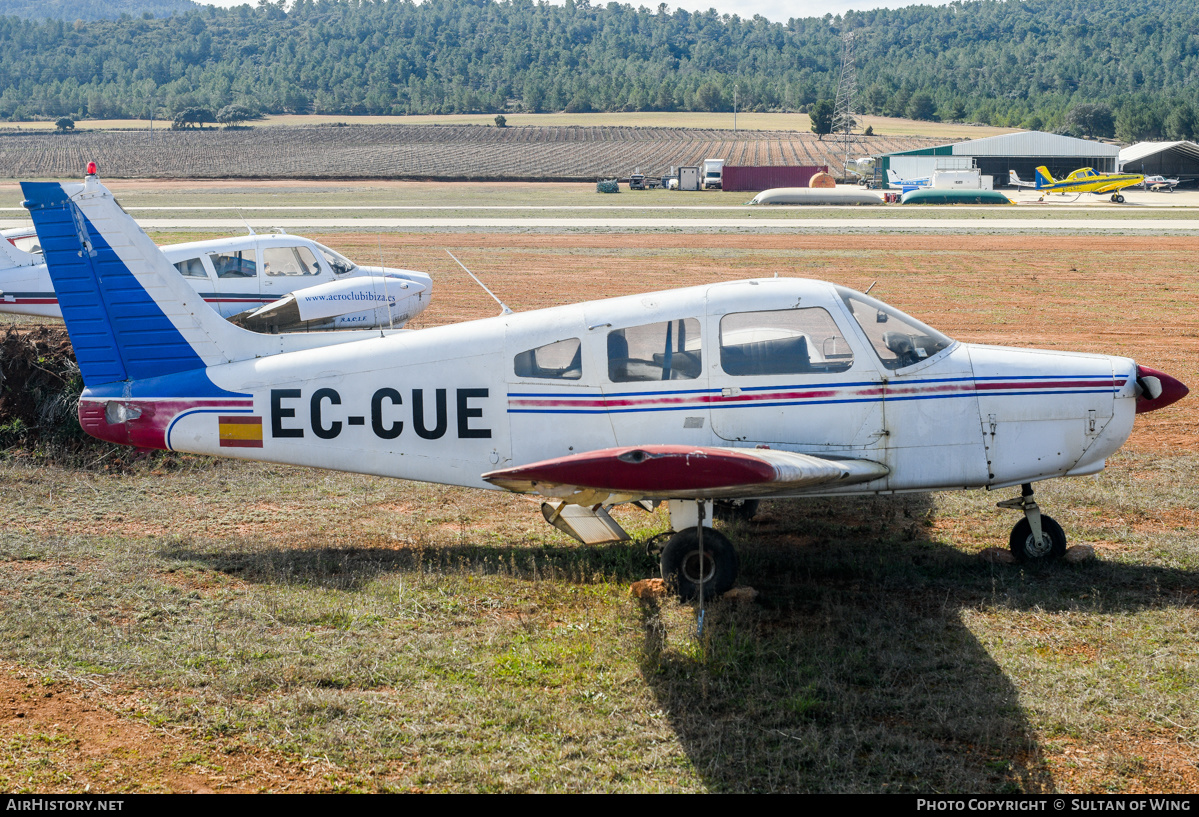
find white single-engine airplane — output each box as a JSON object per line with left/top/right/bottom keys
{"left": 21, "top": 172, "right": 1189, "bottom": 599}
{"left": 1140, "top": 175, "right": 1183, "bottom": 192}
{"left": 1, "top": 183, "right": 432, "bottom": 333}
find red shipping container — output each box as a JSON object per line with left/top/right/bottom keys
{"left": 722, "top": 166, "right": 829, "bottom": 193}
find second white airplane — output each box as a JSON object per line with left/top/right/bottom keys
{"left": 1, "top": 201, "right": 432, "bottom": 333}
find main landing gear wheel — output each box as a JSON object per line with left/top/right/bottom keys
{"left": 660, "top": 527, "right": 739, "bottom": 601}
{"left": 1009, "top": 515, "right": 1067, "bottom": 562}
{"left": 1111, "top": 193, "right": 1126, "bottom": 203}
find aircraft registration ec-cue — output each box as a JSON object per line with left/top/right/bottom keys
{"left": 21, "top": 170, "right": 1189, "bottom": 600}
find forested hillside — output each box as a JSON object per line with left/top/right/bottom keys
{"left": 1, "top": 0, "right": 1196, "bottom": 139}
{"left": 0, "top": 0, "right": 197, "bottom": 22}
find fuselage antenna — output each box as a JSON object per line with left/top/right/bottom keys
{"left": 380, "top": 235, "right": 394, "bottom": 331}
{"left": 236, "top": 210, "right": 256, "bottom": 236}
{"left": 446, "top": 250, "right": 513, "bottom": 315}
{"left": 864, "top": 280, "right": 878, "bottom": 296}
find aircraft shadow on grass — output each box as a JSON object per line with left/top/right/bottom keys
{"left": 162, "top": 491, "right": 1197, "bottom": 793}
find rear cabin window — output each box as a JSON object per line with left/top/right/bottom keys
{"left": 208, "top": 250, "right": 257, "bottom": 278}
{"left": 608, "top": 318, "right": 701, "bottom": 382}
{"left": 264, "top": 246, "right": 322, "bottom": 277}
{"left": 719, "top": 308, "right": 854, "bottom": 376}
{"left": 515, "top": 338, "right": 582, "bottom": 380}
{"left": 174, "top": 257, "right": 208, "bottom": 279}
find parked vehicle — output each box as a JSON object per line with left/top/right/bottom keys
{"left": 703, "top": 159, "right": 725, "bottom": 189}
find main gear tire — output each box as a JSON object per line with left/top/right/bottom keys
{"left": 660, "top": 527, "right": 739, "bottom": 601}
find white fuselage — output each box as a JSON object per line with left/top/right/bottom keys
{"left": 87, "top": 278, "right": 1138, "bottom": 498}
{"left": 0, "top": 232, "right": 431, "bottom": 329}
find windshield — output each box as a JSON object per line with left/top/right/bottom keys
{"left": 837, "top": 286, "right": 954, "bottom": 370}
{"left": 313, "top": 242, "right": 356, "bottom": 275}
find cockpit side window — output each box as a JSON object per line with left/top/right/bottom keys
{"left": 608, "top": 318, "right": 701, "bottom": 382}
{"left": 208, "top": 250, "right": 257, "bottom": 278}
{"left": 263, "top": 246, "right": 320, "bottom": 276}
{"left": 296, "top": 246, "right": 323, "bottom": 274}
{"left": 174, "top": 257, "right": 208, "bottom": 279}
{"left": 720, "top": 308, "right": 853, "bottom": 376}
{"left": 839, "top": 288, "right": 954, "bottom": 370}
{"left": 514, "top": 338, "right": 582, "bottom": 380}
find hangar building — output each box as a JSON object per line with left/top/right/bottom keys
{"left": 1119, "top": 141, "right": 1199, "bottom": 183}
{"left": 875, "top": 131, "right": 1120, "bottom": 188}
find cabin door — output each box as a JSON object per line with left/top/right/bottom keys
{"left": 708, "top": 300, "right": 887, "bottom": 453}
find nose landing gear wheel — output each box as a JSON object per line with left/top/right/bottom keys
{"left": 1009, "top": 515, "right": 1067, "bottom": 562}
{"left": 660, "top": 527, "right": 739, "bottom": 601}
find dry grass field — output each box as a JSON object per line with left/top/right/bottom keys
{"left": 0, "top": 230, "right": 1196, "bottom": 793}
{"left": 2, "top": 112, "right": 1020, "bottom": 141}
{"left": 0, "top": 121, "right": 948, "bottom": 181}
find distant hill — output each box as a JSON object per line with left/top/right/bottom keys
{"left": 0, "top": 0, "right": 1196, "bottom": 141}
{"left": 0, "top": 0, "right": 196, "bottom": 21}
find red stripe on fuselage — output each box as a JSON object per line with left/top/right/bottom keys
{"left": 509, "top": 378, "right": 1125, "bottom": 410}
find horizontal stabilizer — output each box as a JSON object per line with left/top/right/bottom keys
{"left": 484, "top": 444, "right": 889, "bottom": 504}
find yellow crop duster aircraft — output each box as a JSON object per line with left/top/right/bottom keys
{"left": 1033, "top": 166, "right": 1145, "bottom": 203}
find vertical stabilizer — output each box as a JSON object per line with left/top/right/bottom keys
{"left": 1034, "top": 166, "right": 1055, "bottom": 189}
{"left": 21, "top": 177, "right": 268, "bottom": 389}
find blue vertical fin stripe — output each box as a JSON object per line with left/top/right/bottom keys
{"left": 23, "top": 182, "right": 128, "bottom": 386}
{"left": 22, "top": 180, "right": 218, "bottom": 391}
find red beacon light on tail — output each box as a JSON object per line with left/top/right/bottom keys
{"left": 86, "top": 161, "right": 97, "bottom": 176}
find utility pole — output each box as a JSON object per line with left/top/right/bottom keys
{"left": 832, "top": 31, "right": 858, "bottom": 180}
{"left": 734, "top": 84, "right": 738, "bottom": 133}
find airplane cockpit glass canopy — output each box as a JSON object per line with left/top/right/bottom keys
{"left": 838, "top": 287, "right": 954, "bottom": 370}
{"left": 720, "top": 307, "right": 854, "bottom": 376}
{"left": 263, "top": 245, "right": 322, "bottom": 277}
{"left": 313, "top": 242, "right": 356, "bottom": 275}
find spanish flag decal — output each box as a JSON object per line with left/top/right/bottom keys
{"left": 219, "top": 415, "right": 264, "bottom": 448}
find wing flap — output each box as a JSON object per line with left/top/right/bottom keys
{"left": 482, "top": 444, "right": 888, "bottom": 503}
